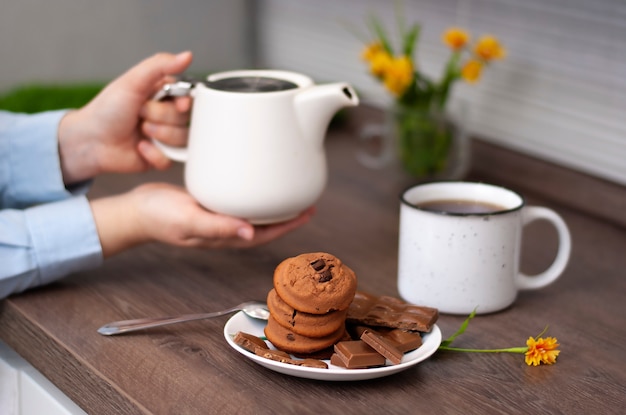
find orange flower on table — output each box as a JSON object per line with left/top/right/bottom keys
{"left": 438, "top": 310, "right": 561, "bottom": 367}
{"left": 474, "top": 35, "right": 506, "bottom": 61}
{"left": 525, "top": 336, "right": 560, "bottom": 366}
{"left": 442, "top": 27, "right": 470, "bottom": 50}
{"left": 461, "top": 59, "right": 484, "bottom": 84}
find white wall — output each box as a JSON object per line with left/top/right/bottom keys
{"left": 0, "top": 0, "right": 250, "bottom": 90}
{"left": 255, "top": 0, "right": 626, "bottom": 185}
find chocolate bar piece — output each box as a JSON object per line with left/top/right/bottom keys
{"left": 254, "top": 349, "right": 329, "bottom": 369}
{"left": 234, "top": 331, "right": 269, "bottom": 353}
{"left": 297, "top": 358, "right": 328, "bottom": 369}
{"left": 360, "top": 329, "right": 403, "bottom": 365}
{"left": 330, "top": 353, "right": 348, "bottom": 368}
{"left": 347, "top": 291, "right": 438, "bottom": 332}
{"left": 349, "top": 325, "right": 423, "bottom": 353}
{"left": 383, "top": 328, "right": 422, "bottom": 353}
{"left": 255, "top": 348, "right": 292, "bottom": 363}
{"left": 332, "top": 340, "right": 386, "bottom": 369}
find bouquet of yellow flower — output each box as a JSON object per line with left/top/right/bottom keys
{"left": 362, "top": 25, "right": 506, "bottom": 108}
{"left": 358, "top": 13, "right": 506, "bottom": 178}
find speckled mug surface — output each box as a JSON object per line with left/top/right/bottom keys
{"left": 397, "top": 182, "right": 571, "bottom": 315}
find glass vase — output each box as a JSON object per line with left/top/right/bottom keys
{"left": 393, "top": 104, "right": 469, "bottom": 180}
{"left": 358, "top": 103, "right": 470, "bottom": 181}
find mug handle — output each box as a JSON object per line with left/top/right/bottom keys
{"left": 356, "top": 123, "right": 394, "bottom": 169}
{"left": 149, "top": 80, "right": 194, "bottom": 162}
{"left": 516, "top": 206, "right": 572, "bottom": 290}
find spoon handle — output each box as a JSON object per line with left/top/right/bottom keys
{"left": 97, "top": 308, "right": 238, "bottom": 336}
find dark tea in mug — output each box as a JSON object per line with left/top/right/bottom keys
{"left": 415, "top": 199, "right": 507, "bottom": 214}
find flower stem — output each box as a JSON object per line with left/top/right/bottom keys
{"left": 438, "top": 346, "right": 528, "bottom": 354}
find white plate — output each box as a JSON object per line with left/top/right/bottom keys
{"left": 224, "top": 311, "right": 442, "bottom": 381}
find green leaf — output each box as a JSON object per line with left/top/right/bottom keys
{"left": 393, "top": 0, "right": 419, "bottom": 58}
{"left": 403, "top": 23, "right": 421, "bottom": 58}
{"left": 440, "top": 309, "right": 477, "bottom": 347}
{"left": 368, "top": 15, "right": 394, "bottom": 55}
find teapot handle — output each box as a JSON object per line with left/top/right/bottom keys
{"left": 149, "top": 80, "right": 194, "bottom": 162}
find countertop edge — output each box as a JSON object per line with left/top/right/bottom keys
{"left": 0, "top": 303, "right": 147, "bottom": 415}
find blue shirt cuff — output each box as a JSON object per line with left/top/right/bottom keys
{"left": 25, "top": 195, "right": 103, "bottom": 286}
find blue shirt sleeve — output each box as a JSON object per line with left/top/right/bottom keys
{"left": 0, "top": 110, "right": 103, "bottom": 299}
{"left": 1, "top": 110, "right": 76, "bottom": 207}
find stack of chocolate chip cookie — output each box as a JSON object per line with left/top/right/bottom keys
{"left": 264, "top": 252, "right": 358, "bottom": 356}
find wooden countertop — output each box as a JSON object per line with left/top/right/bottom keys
{"left": 1, "top": 109, "right": 625, "bottom": 414}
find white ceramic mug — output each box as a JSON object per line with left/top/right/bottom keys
{"left": 397, "top": 181, "right": 571, "bottom": 314}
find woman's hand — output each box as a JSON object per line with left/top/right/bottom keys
{"left": 58, "top": 51, "right": 193, "bottom": 185}
{"left": 90, "top": 183, "right": 315, "bottom": 258}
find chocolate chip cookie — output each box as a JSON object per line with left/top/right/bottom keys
{"left": 266, "top": 288, "right": 348, "bottom": 337}
{"left": 264, "top": 314, "right": 347, "bottom": 355}
{"left": 273, "top": 252, "right": 357, "bottom": 314}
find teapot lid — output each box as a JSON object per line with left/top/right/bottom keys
{"left": 207, "top": 76, "right": 298, "bottom": 93}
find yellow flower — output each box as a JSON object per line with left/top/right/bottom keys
{"left": 369, "top": 50, "right": 394, "bottom": 78}
{"left": 361, "top": 42, "right": 384, "bottom": 62}
{"left": 442, "top": 27, "right": 470, "bottom": 50}
{"left": 382, "top": 55, "right": 414, "bottom": 96}
{"left": 461, "top": 59, "right": 483, "bottom": 83}
{"left": 474, "top": 35, "right": 506, "bottom": 61}
{"left": 525, "top": 336, "right": 560, "bottom": 366}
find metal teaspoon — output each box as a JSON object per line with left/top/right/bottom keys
{"left": 97, "top": 301, "right": 269, "bottom": 336}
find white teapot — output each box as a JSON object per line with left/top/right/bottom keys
{"left": 153, "top": 70, "right": 359, "bottom": 224}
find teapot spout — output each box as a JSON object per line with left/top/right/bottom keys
{"left": 294, "top": 83, "right": 359, "bottom": 145}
